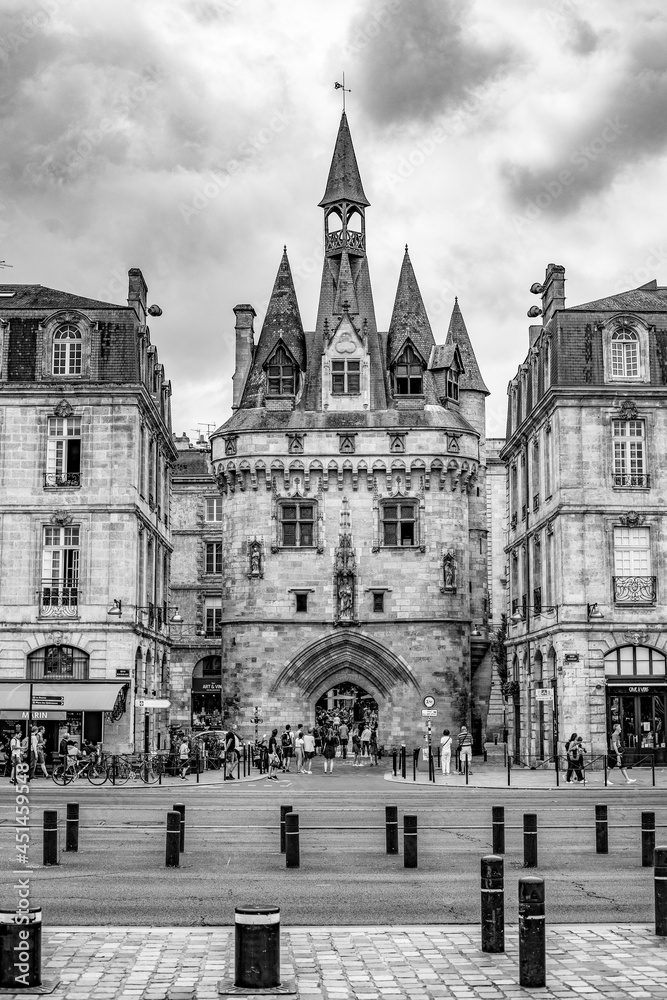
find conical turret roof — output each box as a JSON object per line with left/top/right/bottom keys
{"left": 319, "top": 112, "right": 370, "bottom": 208}
{"left": 387, "top": 247, "right": 436, "bottom": 365}
{"left": 444, "top": 298, "right": 489, "bottom": 394}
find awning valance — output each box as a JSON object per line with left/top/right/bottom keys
{"left": 0, "top": 682, "right": 128, "bottom": 712}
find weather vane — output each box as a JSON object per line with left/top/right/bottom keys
{"left": 334, "top": 73, "right": 351, "bottom": 112}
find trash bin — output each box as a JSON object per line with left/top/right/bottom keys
{"left": 0, "top": 906, "right": 42, "bottom": 989}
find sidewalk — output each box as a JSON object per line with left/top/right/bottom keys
{"left": 385, "top": 760, "right": 661, "bottom": 790}
{"left": 7, "top": 923, "right": 667, "bottom": 998}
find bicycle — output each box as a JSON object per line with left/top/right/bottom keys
{"left": 52, "top": 754, "right": 108, "bottom": 786}
{"left": 108, "top": 753, "right": 165, "bottom": 785}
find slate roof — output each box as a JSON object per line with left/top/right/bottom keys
{"left": 216, "top": 402, "right": 476, "bottom": 435}
{"left": 318, "top": 112, "right": 370, "bottom": 208}
{"left": 0, "top": 284, "right": 124, "bottom": 310}
{"left": 173, "top": 449, "right": 213, "bottom": 478}
{"left": 569, "top": 281, "right": 667, "bottom": 312}
{"left": 444, "top": 299, "right": 489, "bottom": 394}
{"left": 386, "top": 248, "right": 436, "bottom": 366}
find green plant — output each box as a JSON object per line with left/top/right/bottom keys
{"left": 491, "top": 614, "right": 508, "bottom": 683}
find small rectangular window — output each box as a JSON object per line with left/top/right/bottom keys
{"left": 295, "top": 593, "right": 308, "bottom": 613}
{"left": 205, "top": 596, "right": 222, "bottom": 636}
{"left": 206, "top": 497, "right": 223, "bottom": 521}
{"left": 46, "top": 416, "right": 82, "bottom": 487}
{"left": 382, "top": 502, "right": 416, "bottom": 547}
{"left": 206, "top": 542, "right": 223, "bottom": 574}
{"left": 331, "top": 359, "right": 361, "bottom": 395}
{"left": 281, "top": 502, "right": 315, "bottom": 547}
{"left": 373, "top": 592, "right": 384, "bottom": 613}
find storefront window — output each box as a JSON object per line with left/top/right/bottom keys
{"left": 191, "top": 656, "right": 222, "bottom": 728}
{"left": 607, "top": 645, "right": 667, "bottom": 764}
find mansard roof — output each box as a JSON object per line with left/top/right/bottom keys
{"left": 0, "top": 284, "right": 123, "bottom": 310}
{"left": 217, "top": 402, "right": 477, "bottom": 435}
{"left": 318, "top": 112, "right": 370, "bottom": 209}
{"left": 386, "top": 248, "right": 436, "bottom": 366}
{"left": 444, "top": 299, "right": 489, "bottom": 394}
{"left": 568, "top": 280, "right": 667, "bottom": 312}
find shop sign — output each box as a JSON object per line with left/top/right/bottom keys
{"left": 32, "top": 695, "right": 65, "bottom": 707}
{"left": 628, "top": 686, "right": 650, "bottom": 694}
{"left": 202, "top": 683, "right": 222, "bottom": 691}
{"left": 535, "top": 688, "right": 554, "bottom": 702}
{"left": 0, "top": 710, "right": 67, "bottom": 721}
{"left": 116, "top": 669, "right": 131, "bottom": 678}
{"left": 135, "top": 698, "right": 171, "bottom": 709}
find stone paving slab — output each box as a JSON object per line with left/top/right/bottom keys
{"left": 3, "top": 925, "right": 666, "bottom": 999}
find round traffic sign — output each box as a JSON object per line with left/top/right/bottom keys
{"left": 423, "top": 696, "right": 435, "bottom": 709}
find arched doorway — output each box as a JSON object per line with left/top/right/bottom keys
{"left": 191, "top": 656, "right": 222, "bottom": 729}
{"left": 315, "top": 682, "right": 379, "bottom": 727}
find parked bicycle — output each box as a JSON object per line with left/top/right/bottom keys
{"left": 107, "top": 753, "right": 166, "bottom": 785}
{"left": 52, "top": 754, "right": 108, "bottom": 786}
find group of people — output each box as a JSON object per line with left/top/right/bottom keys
{"left": 439, "top": 725, "right": 473, "bottom": 775}
{"left": 264, "top": 722, "right": 380, "bottom": 779}
{"left": 565, "top": 725, "right": 637, "bottom": 784}
{"left": 4, "top": 724, "right": 100, "bottom": 784}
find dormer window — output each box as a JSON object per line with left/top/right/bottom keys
{"left": 446, "top": 368, "right": 459, "bottom": 401}
{"left": 611, "top": 329, "right": 639, "bottom": 378}
{"left": 332, "top": 359, "right": 360, "bottom": 394}
{"left": 53, "top": 325, "right": 82, "bottom": 376}
{"left": 267, "top": 345, "right": 295, "bottom": 396}
{"left": 394, "top": 344, "right": 423, "bottom": 395}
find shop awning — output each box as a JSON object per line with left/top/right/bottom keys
{"left": 0, "top": 682, "right": 128, "bottom": 713}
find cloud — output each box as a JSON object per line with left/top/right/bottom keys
{"left": 344, "top": 0, "right": 515, "bottom": 128}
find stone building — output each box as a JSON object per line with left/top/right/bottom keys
{"left": 210, "top": 112, "right": 491, "bottom": 747}
{"left": 502, "top": 264, "right": 667, "bottom": 765}
{"left": 0, "top": 269, "right": 175, "bottom": 755}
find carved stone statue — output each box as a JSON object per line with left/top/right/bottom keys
{"left": 249, "top": 541, "right": 262, "bottom": 578}
{"left": 443, "top": 551, "right": 457, "bottom": 591}
{"left": 338, "top": 580, "right": 354, "bottom": 618}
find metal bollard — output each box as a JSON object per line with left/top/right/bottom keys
{"left": 654, "top": 846, "right": 667, "bottom": 935}
{"left": 480, "top": 855, "right": 504, "bottom": 953}
{"left": 173, "top": 803, "right": 185, "bottom": 853}
{"left": 280, "top": 805, "right": 293, "bottom": 853}
{"left": 404, "top": 815, "right": 418, "bottom": 868}
{"left": 642, "top": 812, "right": 656, "bottom": 868}
{"left": 65, "top": 802, "right": 79, "bottom": 853}
{"left": 0, "top": 907, "right": 52, "bottom": 991}
{"left": 595, "top": 804, "right": 608, "bottom": 854}
{"left": 386, "top": 805, "right": 399, "bottom": 855}
{"left": 523, "top": 814, "right": 538, "bottom": 868}
{"left": 412, "top": 748, "right": 418, "bottom": 782}
{"left": 233, "top": 905, "right": 281, "bottom": 989}
{"left": 392, "top": 749, "right": 397, "bottom": 776}
{"left": 401, "top": 745, "right": 406, "bottom": 780}
{"left": 492, "top": 806, "right": 505, "bottom": 854}
{"left": 43, "top": 810, "right": 59, "bottom": 866}
{"left": 518, "top": 876, "right": 546, "bottom": 987}
{"left": 165, "top": 810, "right": 181, "bottom": 868}
{"left": 285, "top": 813, "right": 299, "bottom": 868}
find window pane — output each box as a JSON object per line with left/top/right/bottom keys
{"left": 400, "top": 505, "right": 415, "bottom": 519}
{"left": 347, "top": 374, "right": 360, "bottom": 392}
{"left": 283, "top": 523, "right": 296, "bottom": 546}
{"left": 348, "top": 361, "right": 360, "bottom": 372}
{"left": 332, "top": 375, "right": 345, "bottom": 393}
{"left": 373, "top": 592, "right": 384, "bottom": 612}
{"left": 384, "top": 505, "right": 397, "bottom": 519}
{"left": 299, "top": 506, "right": 313, "bottom": 520}
{"left": 331, "top": 361, "right": 345, "bottom": 372}
{"left": 401, "top": 523, "right": 414, "bottom": 545}
{"left": 299, "top": 524, "right": 313, "bottom": 546}
{"left": 282, "top": 505, "right": 297, "bottom": 520}
{"left": 384, "top": 523, "right": 397, "bottom": 546}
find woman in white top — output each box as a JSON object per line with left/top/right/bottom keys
{"left": 609, "top": 723, "right": 636, "bottom": 784}
{"left": 440, "top": 729, "right": 452, "bottom": 775}
{"left": 302, "top": 728, "right": 315, "bottom": 773}
{"left": 295, "top": 733, "right": 305, "bottom": 773}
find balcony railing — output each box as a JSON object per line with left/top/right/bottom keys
{"left": 44, "top": 472, "right": 81, "bottom": 488}
{"left": 613, "top": 473, "right": 650, "bottom": 488}
{"left": 325, "top": 229, "right": 366, "bottom": 255}
{"left": 613, "top": 576, "right": 657, "bottom": 604}
{"left": 39, "top": 584, "right": 79, "bottom": 618}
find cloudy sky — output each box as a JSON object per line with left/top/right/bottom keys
{"left": 2, "top": 0, "right": 667, "bottom": 438}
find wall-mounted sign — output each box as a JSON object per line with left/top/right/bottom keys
{"left": 563, "top": 654, "right": 580, "bottom": 662}
{"left": 421, "top": 709, "right": 438, "bottom": 718}
{"left": 135, "top": 698, "right": 171, "bottom": 709}
{"left": 535, "top": 688, "right": 554, "bottom": 702}
{"left": 32, "top": 695, "right": 65, "bottom": 707}
{"left": 423, "top": 696, "right": 436, "bottom": 709}
{"left": 116, "top": 669, "right": 131, "bottom": 678}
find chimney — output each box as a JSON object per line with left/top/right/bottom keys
{"left": 232, "top": 304, "right": 256, "bottom": 410}
{"left": 541, "top": 263, "right": 565, "bottom": 325}
{"left": 128, "top": 268, "right": 147, "bottom": 322}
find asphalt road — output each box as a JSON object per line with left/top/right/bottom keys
{"left": 2, "top": 765, "right": 666, "bottom": 926}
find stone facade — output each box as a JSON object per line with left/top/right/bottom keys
{"left": 0, "top": 270, "right": 175, "bottom": 755}
{"left": 502, "top": 264, "right": 667, "bottom": 765}
{"left": 210, "top": 113, "right": 492, "bottom": 748}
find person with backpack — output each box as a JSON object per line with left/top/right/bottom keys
{"left": 280, "top": 724, "right": 294, "bottom": 773}
{"left": 608, "top": 723, "right": 637, "bottom": 784}
{"left": 440, "top": 729, "right": 452, "bottom": 775}
{"left": 457, "top": 725, "right": 473, "bottom": 775}
{"left": 267, "top": 728, "right": 281, "bottom": 781}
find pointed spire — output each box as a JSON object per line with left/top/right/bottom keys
{"left": 333, "top": 251, "right": 359, "bottom": 314}
{"left": 445, "top": 299, "right": 489, "bottom": 394}
{"left": 387, "top": 246, "right": 435, "bottom": 365}
{"left": 319, "top": 112, "right": 370, "bottom": 208}
{"left": 252, "top": 248, "right": 306, "bottom": 374}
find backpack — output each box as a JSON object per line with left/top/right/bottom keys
{"left": 567, "top": 744, "right": 580, "bottom": 763}
{"left": 281, "top": 730, "right": 292, "bottom": 749}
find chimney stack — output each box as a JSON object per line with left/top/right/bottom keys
{"left": 232, "top": 304, "right": 256, "bottom": 410}
{"left": 128, "top": 268, "right": 147, "bottom": 323}
{"left": 541, "top": 263, "right": 565, "bottom": 325}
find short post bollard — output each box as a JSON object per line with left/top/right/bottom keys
{"left": 492, "top": 806, "right": 505, "bottom": 854}
{"left": 480, "top": 855, "right": 504, "bottom": 953}
{"left": 523, "top": 813, "right": 538, "bottom": 868}
{"left": 642, "top": 812, "right": 656, "bottom": 867}
{"left": 233, "top": 905, "right": 282, "bottom": 990}
{"left": 0, "top": 907, "right": 54, "bottom": 991}
{"left": 285, "top": 812, "right": 299, "bottom": 868}
{"left": 392, "top": 749, "right": 397, "bottom": 776}
{"left": 165, "top": 810, "right": 181, "bottom": 868}
{"left": 386, "top": 805, "right": 399, "bottom": 854}
{"left": 404, "top": 815, "right": 418, "bottom": 868}
{"left": 654, "top": 846, "right": 667, "bottom": 935}
{"left": 412, "top": 748, "right": 418, "bottom": 782}
{"left": 518, "top": 876, "right": 546, "bottom": 987}
{"left": 595, "top": 804, "right": 608, "bottom": 854}
{"left": 280, "top": 805, "right": 293, "bottom": 853}
{"left": 173, "top": 803, "right": 186, "bottom": 853}
{"left": 43, "top": 810, "right": 59, "bottom": 866}
{"left": 65, "top": 802, "right": 79, "bottom": 853}
{"left": 401, "top": 745, "right": 406, "bottom": 779}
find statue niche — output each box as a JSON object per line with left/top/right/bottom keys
{"left": 335, "top": 533, "right": 356, "bottom": 624}
{"left": 441, "top": 550, "right": 457, "bottom": 593}
{"left": 248, "top": 538, "right": 264, "bottom": 579}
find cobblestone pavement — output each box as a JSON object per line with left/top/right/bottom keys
{"left": 6, "top": 924, "right": 667, "bottom": 999}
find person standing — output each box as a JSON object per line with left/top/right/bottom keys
{"left": 568, "top": 737, "right": 585, "bottom": 784}
{"left": 360, "top": 724, "right": 371, "bottom": 758}
{"left": 608, "top": 723, "right": 637, "bottom": 784}
{"left": 338, "top": 720, "right": 349, "bottom": 759}
{"left": 322, "top": 727, "right": 339, "bottom": 774}
{"left": 564, "top": 732, "right": 578, "bottom": 783}
{"left": 280, "top": 724, "right": 294, "bottom": 773}
{"left": 267, "top": 728, "right": 281, "bottom": 781}
{"left": 369, "top": 727, "right": 379, "bottom": 766}
{"left": 9, "top": 728, "right": 22, "bottom": 785}
{"left": 179, "top": 737, "right": 190, "bottom": 779}
{"left": 302, "top": 727, "right": 315, "bottom": 773}
{"left": 440, "top": 729, "right": 452, "bottom": 775}
{"left": 35, "top": 727, "right": 49, "bottom": 779}
{"left": 457, "top": 725, "right": 473, "bottom": 775}
{"left": 351, "top": 729, "right": 362, "bottom": 766}
{"left": 313, "top": 724, "right": 322, "bottom": 756}
{"left": 295, "top": 729, "right": 305, "bottom": 773}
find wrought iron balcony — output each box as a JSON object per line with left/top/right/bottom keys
{"left": 44, "top": 472, "right": 80, "bottom": 488}
{"left": 613, "top": 473, "right": 650, "bottom": 488}
{"left": 39, "top": 583, "right": 79, "bottom": 618}
{"left": 613, "top": 576, "right": 656, "bottom": 604}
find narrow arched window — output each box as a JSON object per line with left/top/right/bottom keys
{"left": 53, "top": 325, "right": 82, "bottom": 376}
{"left": 394, "top": 344, "right": 422, "bottom": 395}
{"left": 611, "top": 329, "right": 639, "bottom": 377}
{"left": 267, "top": 345, "right": 295, "bottom": 396}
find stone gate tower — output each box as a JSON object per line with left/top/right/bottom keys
{"left": 210, "top": 112, "right": 491, "bottom": 746}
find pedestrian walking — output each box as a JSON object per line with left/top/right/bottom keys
{"left": 440, "top": 729, "right": 452, "bottom": 775}
{"left": 322, "top": 727, "right": 339, "bottom": 774}
{"left": 567, "top": 736, "right": 585, "bottom": 783}
{"left": 9, "top": 728, "right": 22, "bottom": 785}
{"left": 179, "top": 737, "right": 190, "bottom": 779}
{"left": 608, "top": 723, "right": 636, "bottom": 784}
{"left": 457, "top": 725, "right": 473, "bottom": 774}
{"left": 302, "top": 727, "right": 315, "bottom": 773}
{"left": 267, "top": 728, "right": 281, "bottom": 780}
{"left": 564, "top": 732, "right": 578, "bottom": 782}
{"left": 369, "top": 727, "right": 379, "bottom": 766}
{"left": 351, "top": 729, "right": 362, "bottom": 766}
{"left": 338, "top": 720, "right": 349, "bottom": 758}
{"left": 35, "top": 727, "right": 49, "bottom": 778}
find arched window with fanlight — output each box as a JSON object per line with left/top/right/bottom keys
{"left": 611, "top": 328, "right": 639, "bottom": 378}
{"left": 266, "top": 345, "right": 296, "bottom": 397}
{"left": 393, "top": 344, "right": 423, "bottom": 396}
{"left": 53, "top": 324, "right": 82, "bottom": 376}
{"left": 27, "top": 644, "right": 89, "bottom": 680}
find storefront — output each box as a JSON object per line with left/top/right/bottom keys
{"left": 605, "top": 645, "right": 667, "bottom": 765}
{"left": 0, "top": 681, "right": 129, "bottom": 757}
{"left": 191, "top": 656, "right": 222, "bottom": 728}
